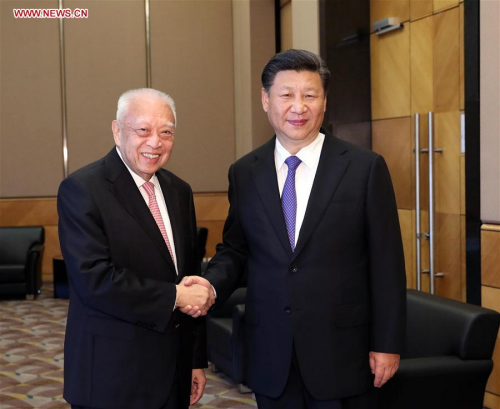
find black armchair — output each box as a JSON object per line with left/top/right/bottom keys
{"left": 206, "top": 287, "right": 251, "bottom": 393}
{"left": 0, "top": 226, "right": 45, "bottom": 299}
{"left": 378, "top": 289, "right": 500, "bottom": 409}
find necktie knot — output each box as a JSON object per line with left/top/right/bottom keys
{"left": 143, "top": 181, "right": 155, "bottom": 197}
{"left": 285, "top": 156, "right": 301, "bottom": 172}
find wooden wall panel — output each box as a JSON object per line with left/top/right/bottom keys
{"left": 0, "top": 193, "right": 228, "bottom": 280}
{"left": 0, "top": 0, "right": 63, "bottom": 197}
{"left": 150, "top": 1, "right": 235, "bottom": 192}
{"left": 482, "top": 285, "right": 500, "bottom": 397}
{"left": 410, "top": 16, "right": 433, "bottom": 114}
{"left": 64, "top": 0, "right": 146, "bottom": 174}
{"left": 459, "top": 3, "right": 464, "bottom": 110}
{"left": 370, "top": 0, "right": 410, "bottom": 29}
{"left": 434, "top": 212, "right": 461, "bottom": 300}
{"left": 410, "top": 0, "right": 433, "bottom": 21}
{"left": 371, "top": 26, "right": 411, "bottom": 120}
{"left": 433, "top": 0, "right": 459, "bottom": 14}
{"left": 433, "top": 7, "right": 460, "bottom": 113}
{"left": 434, "top": 111, "right": 461, "bottom": 215}
{"left": 481, "top": 227, "right": 500, "bottom": 288}
{"left": 372, "top": 118, "right": 412, "bottom": 209}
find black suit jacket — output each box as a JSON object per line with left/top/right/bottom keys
{"left": 204, "top": 130, "right": 406, "bottom": 400}
{"left": 58, "top": 148, "right": 206, "bottom": 408}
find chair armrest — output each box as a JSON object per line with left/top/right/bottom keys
{"left": 405, "top": 290, "right": 500, "bottom": 359}
{"left": 25, "top": 244, "right": 44, "bottom": 295}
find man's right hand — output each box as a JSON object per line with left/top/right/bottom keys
{"left": 175, "top": 276, "right": 215, "bottom": 317}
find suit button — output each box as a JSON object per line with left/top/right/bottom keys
{"left": 289, "top": 264, "right": 298, "bottom": 273}
{"left": 175, "top": 323, "right": 180, "bottom": 328}
{"left": 284, "top": 307, "right": 291, "bottom": 314}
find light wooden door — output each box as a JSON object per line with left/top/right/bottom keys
{"left": 371, "top": 4, "right": 465, "bottom": 300}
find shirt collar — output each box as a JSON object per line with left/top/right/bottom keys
{"left": 275, "top": 132, "right": 325, "bottom": 171}
{"left": 116, "top": 147, "right": 159, "bottom": 189}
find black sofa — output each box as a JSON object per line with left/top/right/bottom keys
{"left": 0, "top": 226, "right": 45, "bottom": 299}
{"left": 377, "top": 289, "right": 500, "bottom": 409}
{"left": 206, "top": 288, "right": 500, "bottom": 402}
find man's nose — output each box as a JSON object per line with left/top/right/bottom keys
{"left": 147, "top": 130, "right": 162, "bottom": 148}
{"left": 291, "top": 98, "right": 307, "bottom": 114}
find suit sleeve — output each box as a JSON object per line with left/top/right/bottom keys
{"left": 203, "top": 164, "right": 249, "bottom": 306}
{"left": 366, "top": 155, "right": 407, "bottom": 353}
{"left": 57, "top": 176, "right": 177, "bottom": 333}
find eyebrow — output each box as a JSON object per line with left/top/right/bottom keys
{"left": 277, "top": 85, "right": 320, "bottom": 92}
{"left": 132, "top": 119, "right": 176, "bottom": 128}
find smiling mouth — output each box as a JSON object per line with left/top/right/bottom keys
{"left": 288, "top": 120, "right": 307, "bottom": 126}
{"left": 142, "top": 153, "right": 160, "bottom": 159}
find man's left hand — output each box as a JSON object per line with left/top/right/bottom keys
{"left": 369, "top": 351, "right": 400, "bottom": 388}
{"left": 190, "top": 368, "right": 207, "bottom": 405}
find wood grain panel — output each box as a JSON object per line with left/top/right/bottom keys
{"left": 433, "top": 7, "right": 460, "bottom": 113}
{"left": 459, "top": 3, "right": 464, "bottom": 110}
{"left": 434, "top": 212, "right": 461, "bottom": 300}
{"left": 412, "top": 209, "right": 431, "bottom": 293}
{"left": 482, "top": 285, "right": 500, "bottom": 397}
{"left": 411, "top": 114, "right": 430, "bottom": 212}
{"left": 460, "top": 215, "right": 466, "bottom": 301}
{"left": 370, "top": 0, "right": 410, "bottom": 30}
{"left": 0, "top": 193, "right": 228, "bottom": 277}
{"left": 484, "top": 392, "right": 500, "bottom": 409}
{"left": 410, "top": 0, "right": 433, "bottom": 21}
{"left": 398, "top": 209, "right": 414, "bottom": 289}
{"left": 193, "top": 194, "right": 229, "bottom": 221}
{"left": 0, "top": 198, "right": 58, "bottom": 226}
{"left": 481, "top": 229, "right": 500, "bottom": 289}
{"left": 433, "top": 0, "right": 459, "bottom": 13}
{"left": 460, "top": 153, "right": 465, "bottom": 215}
{"left": 434, "top": 111, "right": 461, "bottom": 215}
{"left": 372, "top": 118, "right": 412, "bottom": 209}
{"left": 371, "top": 27, "right": 411, "bottom": 120}
{"left": 410, "top": 16, "right": 433, "bottom": 114}
{"left": 42, "top": 226, "right": 61, "bottom": 280}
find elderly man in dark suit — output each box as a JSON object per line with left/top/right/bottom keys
{"left": 187, "top": 49, "right": 407, "bottom": 408}
{"left": 58, "top": 88, "right": 213, "bottom": 409}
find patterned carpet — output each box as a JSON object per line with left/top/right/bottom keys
{"left": 0, "top": 284, "right": 256, "bottom": 408}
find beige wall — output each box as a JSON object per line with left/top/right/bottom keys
{"left": 480, "top": 0, "right": 500, "bottom": 225}
{"left": 280, "top": 0, "right": 319, "bottom": 53}
{"left": 0, "top": 0, "right": 275, "bottom": 197}
{"left": 480, "top": 1, "right": 500, "bottom": 407}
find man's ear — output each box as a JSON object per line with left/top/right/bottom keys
{"left": 323, "top": 96, "right": 327, "bottom": 112}
{"left": 112, "top": 120, "right": 121, "bottom": 146}
{"left": 261, "top": 88, "right": 269, "bottom": 112}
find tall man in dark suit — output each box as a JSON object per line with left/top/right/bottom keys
{"left": 188, "top": 49, "right": 406, "bottom": 408}
{"left": 58, "top": 88, "right": 214, "bottom": 409}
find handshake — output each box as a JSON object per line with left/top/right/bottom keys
{"left": 175, "top": 276, "right": 215, "bottom": 318}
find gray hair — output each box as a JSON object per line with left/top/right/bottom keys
{"left": 116, "top": 88, "right": 177, "bottom": 125}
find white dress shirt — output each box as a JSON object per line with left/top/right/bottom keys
{"left": 116, "top": 147, "right": 178, "bottom": 273}
{"left": 275, "top": 133, "right": 325, "bottom": 247}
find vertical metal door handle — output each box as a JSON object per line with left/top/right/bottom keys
{"left": 428, "top": 112, "right": 435, "bottom": 294}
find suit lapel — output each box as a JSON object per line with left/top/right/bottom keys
{"left": 104, "top": 149, "right": 177, "bottom": 273}
{"left": 251, "top": 139, "right": 294, "bottom": 258}
{"left": 292, "top": 133, "right": 351, "bottom": 260}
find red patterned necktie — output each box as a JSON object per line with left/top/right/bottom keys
{"left": 143, "top": 181, "right": 175, "bottom": 263}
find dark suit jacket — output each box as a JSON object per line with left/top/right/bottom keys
{"left": 204, "top": 130, "right": 406, "bottom": 400}
{"left": 58, "top": 148, "right": 206, "bottom": 409}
